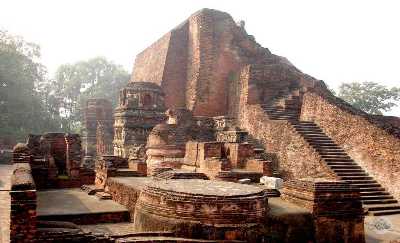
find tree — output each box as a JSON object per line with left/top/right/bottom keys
{"left": 337, "top": 82, "right": 400, "bottom": 115}
{"left": 52, "top": 57, "right": 130, "bottom": 132}
{"left": 0, "top": 30, "right": 62, "bottom": 141}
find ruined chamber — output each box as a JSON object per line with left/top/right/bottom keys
{"left": 113, "top": 82, "right": 166, "bottom": 159}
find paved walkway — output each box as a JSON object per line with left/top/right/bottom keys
{"left": 365, "top": 215, "right": 400, "bottom": 242}
{"left": 37, "top": 189, "right": 128, "bottom": 217}
{"left": 0, "top": 164, "right": 13, "bottom": 243}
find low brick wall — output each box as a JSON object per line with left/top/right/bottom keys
{"left": 106, "top": 178, "right": 143, "bottom": 220}
{"left": 281, "top": 178, "right": 365, "bottom": 243}
{"left": 10, "top": 163, "right": 37, "bottom": 242}
{"left": 239, "top": 104, "right": 336, "bottom": 181}
{"left": 301, "top": 91, "right": 400, "bottom": 200}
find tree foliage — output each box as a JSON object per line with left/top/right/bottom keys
{"left": 338, "top": 82, "right": 400, "bottom": 115}
{"left": 51, "top": 57, "right": 130, "bottom": 132}
{"left": 0, "top": 30, "right": 62, "bottom": 141}
{"left": 0, "top": 30, "right": 130, "bottom": 142}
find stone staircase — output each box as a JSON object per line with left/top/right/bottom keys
{"left": 261, "top": 92, "right": 400, "bottom": 216}
{"left": 246, "top": 135, "right": 266, "bottom": 155}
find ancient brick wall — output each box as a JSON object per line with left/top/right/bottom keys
{"left": 281, "top": 178, "right": 365, "bottom": 243}
{"left": 132, "top": 33, "right": 171, "bottom": 85}
{"left": 240, "top": 104, "right": 336, "bottom": 180}
{"left": 10, "top": 163, "right": 37, "bottom": 242}
{"left": 131, "top": 9, "right": 277, "bottom": 116}
{"left": 161, "top": 23, "right": 189, "bottom": 108}
{"left": 237, "top": 66, "right": 336, "bottom": 180}
{"left": 301, "top": 91, "right": 400, "bottom": 200}
{"left": 82, "top": 99, "right": 113, "bottom": 157}
{"left": 106, "top": 178, "right": 142, "bottom": 220}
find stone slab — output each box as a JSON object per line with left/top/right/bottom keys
{"left": 37, "top": 188, "right": 128, "bottom": 215}
{"left": 109, "top": 176, "right": 153, "bottom": 191}
{"left": 147, "top": 179, "right": 264, "bottom": 197}
{"left": 365, "top": 215, "right": 400, "bottom": 243}
{"left": 260, "top": 176, "right": 283, "bottom": 189}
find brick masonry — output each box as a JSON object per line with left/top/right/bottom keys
{"left": 9, "top": 163, "right": 37, "bottom": 242}
{"left": 301, "top": 91, "right": 400, "bottom": 201}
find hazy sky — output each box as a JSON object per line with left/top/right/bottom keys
{"left": 1, "top": 0, "right": 399, "bottom": 115}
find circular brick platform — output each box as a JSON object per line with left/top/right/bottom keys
{"left": 133, "top": 179, "right": 268, "bottom": 240}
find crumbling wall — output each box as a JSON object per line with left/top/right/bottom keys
{"left": 301, "top": 91, "right": 400, "bottom": 200}
{"left": 82, "top": 99, "right": 113, "bottom": 157}
{"left": 131, "top": 9, "right": 275, "bottom": 116}
{"left": 10, "top": 163, "right": 37, "bottom": 242}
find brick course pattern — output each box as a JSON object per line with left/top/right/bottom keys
{"left": 9, "top": 163, "right": 37, "bottom": 243}
{"left": 301, "top": 91, "right": 400, "bottom": 201}
{"left": 281, "top": 178, "right": 365, "bottom": 243}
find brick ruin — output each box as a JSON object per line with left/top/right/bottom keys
{"left": 82, "top": 98, "right": 114, "bottom": 158}
{"left": 113, "top": 82, "right": 166, "bottom": 159}
{"left": 130, "top": 8, "right": 400, "bottom": 215}
{"left": 11, "top": 132, "right": 94, "bottom": 189}
{"left": 5, "top": 8, "right": 400, "bottom": 243}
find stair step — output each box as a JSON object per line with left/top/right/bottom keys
{"left": 95, "top": 191, "right": 112, "bottom": 200}
{"left": 324, "top": 158, "right": 353, "bottom": 162}
{"left": 366, "top": 204, "right": 400, "bottom": 211}
{"left": 360, "top": 191, "right": 389, "bottom": 195}
{"left": 340, "top": 175, "right": 373, "bottom": 180}
{"left": 316, "top": 149, "right": 346, "bottom": 153}
{"left": 357, "top": 187, "right": 386, "bottom": 192}
{"left": 309, "top": 142, "right": 337, "bottom": 145}
{"left": 311, "top": 144, "right": 341, "bottom": 147}
{"left": 321, "top": 154, "right": 349, "bottom": 157}
{"left": 360, "top": 191, "right": 390, "bottom": 196}
{"left": 327, "top": 163, "right": 358, "bottom": 166}
{"left": 295, "top": 127, "right": 323, "bottom": 131}
{"left": 330, "top": 165, "right": 361, "bottom": 169}
{"left": 320, "top": 154, "right": 349, "bottom": 157}
{"left": 329, "top": 164, "right": 359, "bottom": 167}
{"left": 352, "top": 183, "right": 381, "bottom": 189}
{"left": 302, "top": 135, "right": 331, "bottom": 138}
{"left": 361, "top": 195, "right": 394, "bottom": 200}
{"left": 336, "top": 173, "right": 369, "bottom": 177}
{"left": 324, "top": 160, "right": 354, "bottom": 164}
{"left": 115, "top": 169, "right": 141, "bottom": 177}
{"left": 370, "top": 209, "right": 400, "bottom": 216}
{"left": 330, "top": 165, "right": 359, "bottom": 168}
{"left": 297, "top": 132, "right": 325, "bottom": 135}
{"left": 293, "top": 125, "right": 318, "bottom": 128}
{"left": 362, "top": 199, "right": 398, "bottom": 205}
{"left": 334, "top": 168, "right": 365, "bottom": 171}
{"left": 305, "top": 137, "right": 333, "bottom": 140}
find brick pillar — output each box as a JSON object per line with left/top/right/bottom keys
{"left": 65, "top": 134, "right": 82, "bottom": 179}
{"left": 9, "top": 163, "right": 37, "bottom": 242}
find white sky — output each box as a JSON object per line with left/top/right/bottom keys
{"left": 1, "top": 0, "right": 399, "bottom": 115}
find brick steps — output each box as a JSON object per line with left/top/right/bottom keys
{"left": 115, "top": 168, "right": 142, "bottom": 177}
{"left": 261, "top": 93, "right": 400, "bottom": 215}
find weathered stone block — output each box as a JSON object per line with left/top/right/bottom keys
{"left": 260, "top": 176, "right": 283, "bottom": 189}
